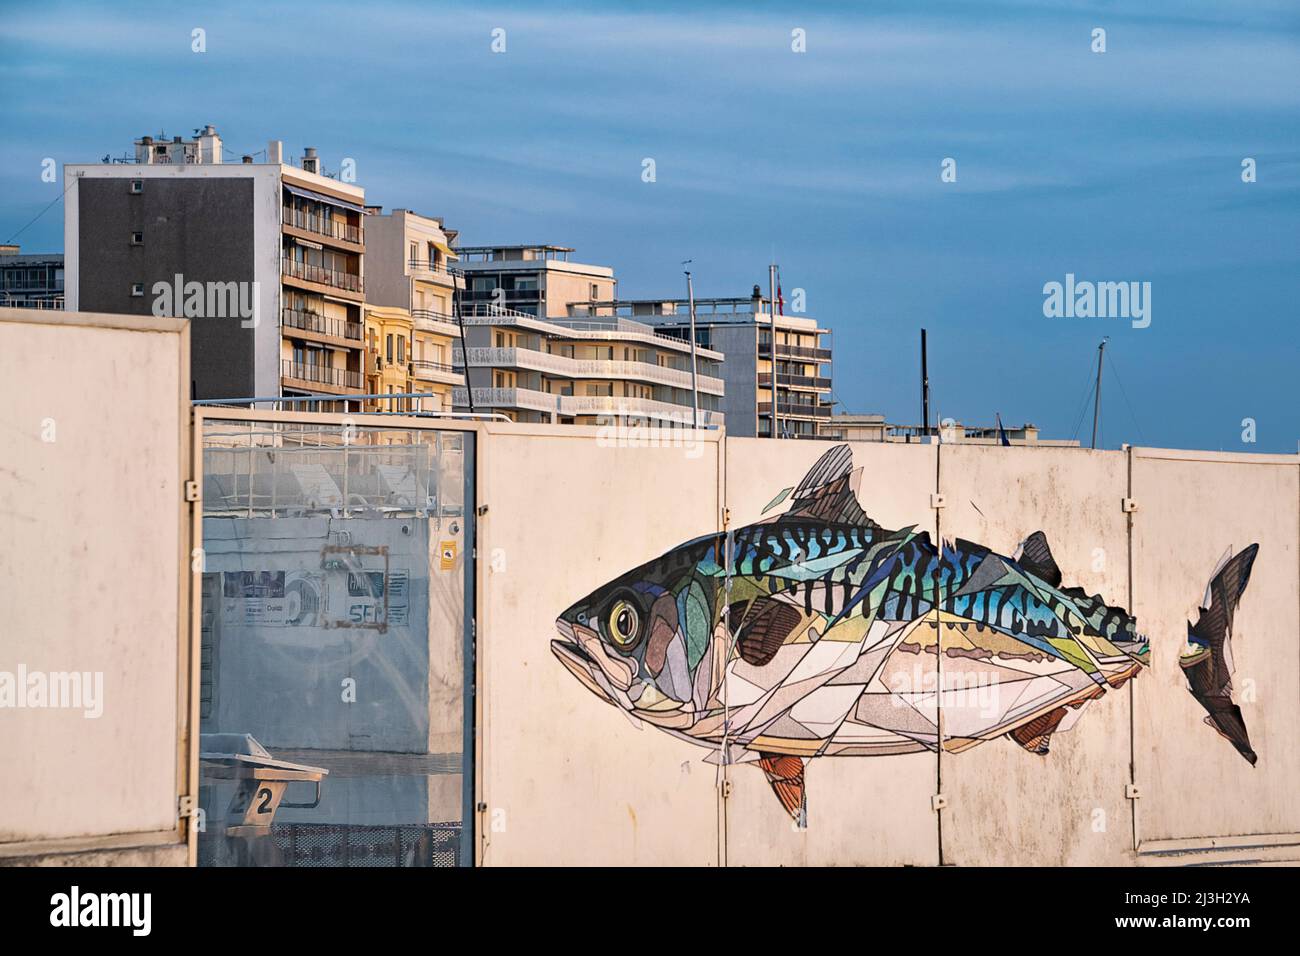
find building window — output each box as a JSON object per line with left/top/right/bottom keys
{"left": 397, "top": 337, "right": 405, "bottom": 363}
{"left": 130, "top": 282, "right": 144, "bottom": 297}
{"left": 386, "top": 334, "right": 394, "bottom": 362}
{"left": 409, "top": 242, "right": 418, "bottom": 266}
{"left": 130, "top": 231, "right": 143, "bottom": 245}
{"left": 129, "top": 180, "right": 143, "bottom": 194}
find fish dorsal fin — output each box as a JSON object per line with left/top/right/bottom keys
{"left": 794, "top": 444, "right": 853, "bottom": 496}
{"left": 782, "top": 445, "right": 874, "bottom": 528}
{"left": 1015, "top": 530, "right": 1062, "bottom": 587}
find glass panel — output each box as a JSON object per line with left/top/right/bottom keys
{"left": 197, "top": 420, "right": 473, "bottom": 867}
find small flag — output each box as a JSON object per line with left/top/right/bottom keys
{"left": 777, "top": 283, "right": 784, "bottom": 315}
{"left": 997, "top": 413, "right": 1011, "bottom": 447}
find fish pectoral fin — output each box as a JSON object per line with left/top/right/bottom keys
{"left": 757, "top": 752, "right": 807, "bottom": 827}
{"left": 1006, "top": 706, "right": 1069, "bottom": 756}
{"left": 735, "top": 598, "right": 805, "bottom": 667}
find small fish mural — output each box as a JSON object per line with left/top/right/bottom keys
{"left": 553, "top": 445, "right": 1260, "bottom": 823}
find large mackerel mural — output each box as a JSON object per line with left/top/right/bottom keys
{"left": 553, "top": 445, "right": 1260, "bottom": 823}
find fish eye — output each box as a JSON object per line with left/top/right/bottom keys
{"left": 605, "top": 593, "right": 643, "bottom": 652}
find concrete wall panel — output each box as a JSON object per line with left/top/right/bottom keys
{"left": 476, "top": 427, "right": 724, "bottom": 865}
{"left": 704, "top": 438, "right": 939, "bottom": 866}
{"left": 1131, "top": 451, "right": 1300, "bottom": 846}
{"left": 937, "top": 446, "right": 1133, "bottom": 865}
{"left": 0, "top": 310, "right": 189, "bottom": 850}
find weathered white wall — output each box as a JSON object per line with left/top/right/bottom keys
{"left": 0, "top": 309, "right": 191, "bottom": 863}
{"left": 1130, "top": 449, "right": 1300, "bottom": 849}
{"left": 475, "top": 429, "right": 1299, "bottom": 866}
{"left": 721, "top": 439, "right": 940, "bottom": 866}
{"left": 475, "top": 425, "right": 724, "bottom": 865}
{"left": 936, "top": 446, "right": 1133, "bottom": 866}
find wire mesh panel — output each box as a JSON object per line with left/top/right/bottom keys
{"left": 196, "top": 418, "right": 473, "bottom": 867}
{"left": 273, "top": 823, "right": 461, "bottom": 868}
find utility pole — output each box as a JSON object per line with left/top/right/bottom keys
{"left": 453, "top": 269, "right": 474, "bottom": 415}
{"left": 769, "top": 262, "right": 780, "bottom": 439}
{"left": 1091, "top": 336, "right": 1108, "bottom": 450}
{"left": 683, "top": 261, "right": 700, "bottom": 429}
{"left": 921, "top": 328, "right": 930, "bottom": 437}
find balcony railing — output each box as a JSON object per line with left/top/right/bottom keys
{"left": 1, "top": 296, "right": 64, "bottom": 310}
{"left": 282, "top": 307, "right": 363, "bottom": 341}
{"left": 407, "top": 259, "right": 461, "bottom": 279}
{"left": 453, "top": 386, "right": 723, "bottom": 426}
{"left": 758, "top": 372, "right": 833, "bottom": 390}
{"left": 282, "top": 257, "right": 363, "bottom": 294}
{"left": 281, "top": 360, "right": 363, "bottom": 390}
{"left": 759, "top": 342, "right": 833, "bottom": 362}
{"left": 758, "top": 401, "right": 832, "bottom": 419}
{"left": 411, "top": 309, "right": 464, "bottom": 335}
{"left": 411, "top": 359, "right": 461, "bottom": 378}
{"left": 282, "top": 206, "right": 363, "bottom": 244}
{"left": 454, "top": 346, "right": 724, "bottom": 395}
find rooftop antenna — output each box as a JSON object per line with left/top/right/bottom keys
{"left": 682, "top": 260, "right": 700, "bottom": 429}
{"left": 1091, "top": 336, "right": 1108, "bottom": 450}
{"left": 921, "top": 328, "right": 930, "bottom": 437}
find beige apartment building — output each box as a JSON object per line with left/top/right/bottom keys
{"left": 572, "top": 290, "right": 833, "bottom": 438}
{"left": 451, "top": 243, "right": 721, "bottom": 426}
{"left": 453, "top": 304, "right": 725, "bottom": 426}
{"left": 363, "top": 208, "right": 466, "bottom": 413}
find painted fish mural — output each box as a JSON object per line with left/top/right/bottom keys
{"left": 553, "top": 445, "right": 1260, "bottom": 822}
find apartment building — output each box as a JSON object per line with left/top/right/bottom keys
{"left": 0, "top": 246, "right": 64, "bottom": 309}
{"left": 362, "top": 304, "right": 462, "bottom": 414}
{"left": 456, "top": 244, "right": 616, "bottom": 317}
{"left": 453, "top": 306, "right": 725, "bottom": 427}
{"left": 362, "top": 207, "right": 465, "bottom": 413}
{"left": 573, "top": 288, "right": 833, "bottom": 438}
{"left": 65, "top": 126, "right": 366, "bottom": 408}
{"left": 821, "top": 414, "right": 1081, "bottom": 446}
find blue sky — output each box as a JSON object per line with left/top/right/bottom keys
{"left": 2, "top": 0, "right": 1297, "bottom": 451}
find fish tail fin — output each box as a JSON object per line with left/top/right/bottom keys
{"left": 1180, "top": 544, "right": 1260, "bottom": 765}
{"left": 757, "top": 753, "right": 807, "bottom": 828}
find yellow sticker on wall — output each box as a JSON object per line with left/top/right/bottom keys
{"left": 439, "top": 540, "right": 457, "bottom": 571}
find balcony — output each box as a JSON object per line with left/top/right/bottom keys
{"left": 758, "top": 372, "right": 833, "bottom": 391}
{"left": 281, "top": 257, "right": 363, "bottom": 295}
{"left": 407, "top": 259, "right": 461, "bottom": 282}
{"left": 411, "top": 309, "right": 464, "bottom": 337}
{"left": 453, "top": 386, "right": 723, "bottom": 426}
{"left": 455, "top": 346, "right": 725, "bottom": 396}
{"left": 758, "top": 401, "right": 832, "bottom": 420}
{"left": 282, "top": 206, "right": 363, "bottom": 245}
{"left": 281, "top": 307, "right": 363, "bottom": 343}
{"left": 411, "top": 360, "right": 463, "bottom": 385}
{"left": 281, "top": 360, "right": 363, "bottom": 391}
{"left": 759, "top": 342, "right": 833, "bottom": 362}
